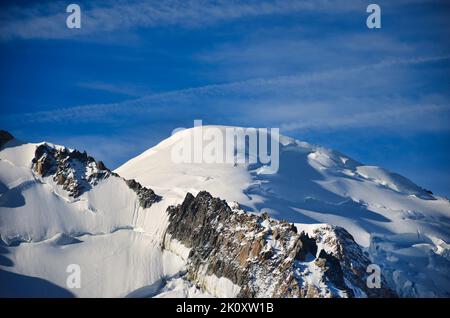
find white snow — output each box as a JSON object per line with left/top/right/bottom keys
{"left": 0, "top": 230, "right": 186, "bottom": 297}
{"left": 163, "top": 234, "right": 192, "bottom": 261}
{"left": 153, "top": 277, "right": 213, "bottom": 298}
{"left": 194, "top": 265, "right": 241, "bottom": 298}
{"left": 2, "top": 126, "right": 450, "bottom": 297}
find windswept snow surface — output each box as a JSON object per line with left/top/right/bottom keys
{"left": 116, "top": 126, "right": 450, "bottom": 297}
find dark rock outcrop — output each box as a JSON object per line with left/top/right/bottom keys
{"left": 32, "top": 144, "right": 109, "bottom": 197}
{"left": 164, "top": 191, "right": 396, "bottom": 298}
{"left": 125, "top": 179, "right": 161, "bottom": 208}
{"left": 0, "top": 130, "right": 14, "bottom": 148}
{"left": 32, "top": 143, "right": 161, "bottom": 207}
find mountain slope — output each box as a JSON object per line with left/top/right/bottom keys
{"left": 1, "top": 127, "right": 449, "bottom": 297}
{"left": 116, "top": 125, "right": 450, "bottom": 297}
{"left": 0, "top": 133, "right": 188, "bottom": 297}
{"left": 1, "top": 130, "right": 394, "bottom": 298}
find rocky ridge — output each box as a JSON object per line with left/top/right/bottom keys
{"left": 32, "top": 142, "right": 161, "bottom": 207}
{"left": 164, "top": 191, "right": 396, "bottom": 298}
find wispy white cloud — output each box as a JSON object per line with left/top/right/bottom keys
{"left": 195, "top": 30, "right": 423, "bottom": 81}
{"left": 0, "top": 0, "right": 361, "bottom": 41}
{"left": 2, "top": 0, "right": 442, "bottom": 41}
{"left": 278, "top": 102, "right": 450, "bottom": 132}
{"left": 5, "top": 54, "right": 450, "bottom": 133}
{"left": 77, "top": 81, "right": 154, "bottom": 97}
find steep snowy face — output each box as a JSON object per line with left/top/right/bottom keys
{"left": 116, "top": 125, "right": 450, "bottom": 297}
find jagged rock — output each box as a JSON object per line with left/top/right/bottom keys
{"left": 125, "top": 179, "right": 161, "bottom": 208}
{"left": 315, "top": 249, "right": 347, "bottom": 292}
{"left": 32, "top": 144, "right": 109, "bottom": 197}
{"left": 304, "top": 224, "right": 397, "bottom": 298}
{"left": 297, "top": 232, "right": 318, "bottom": 261}
{"left": 97, "top": 160, "right": 107, "bottom": 171}
{"left": 0, "top": 130, "right": 14, "bottom": 148}
{"left": 31, "top": 143, "right": 161, "bottom": 208}
{"left": 164, "top": 191, "right": 397, "bottom": 298}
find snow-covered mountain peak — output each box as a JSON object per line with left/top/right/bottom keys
{"left": 1, "top": 128, "right": 450, "bottom": 297}
{"left": 116, "top": 125, "right": 450, "bottom": 297}
{"left": 118, "top": 125, "right": 433, "bottom": 202}
{"left": 117, "top": 125, "right": 445, "bottom": 246}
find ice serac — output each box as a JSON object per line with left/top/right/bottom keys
{"left": 164, "top": 191, "right": 396, "bottom": 298}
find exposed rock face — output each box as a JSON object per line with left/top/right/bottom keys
{"left": 164, "top": 191, "right": 396, "bottom": 298}
{"left": 125, "top": 178, "right": 161, "bottom": 208}
{"left": 303, "top": 224, "right": 396, "bottom": 298}
{"left": 32, "top": 143, "right": 161, "bottom": 207}
{"left": 32, "top": 144, "right": 110, "bottom": 197}
{"left": 0, "top": 130, "right": 14, "bottom": 148}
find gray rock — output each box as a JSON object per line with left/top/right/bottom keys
{"left": 125, "top": 179, "right": 161, "bottom": 208}
{"left": 31, "top": 143, "right": 161, "bottom": 208}
{"left": 164, "top": 191, "right": 397, "bottom": 298}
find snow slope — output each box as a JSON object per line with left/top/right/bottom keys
{"left": 116, "top": 125, "right": 450, "bottom": 297}
{"left": 0, "top": 138, "right": 203, "bottom": 297}
{"left": 1, "top": 230, "right": 186, "bottom": 297}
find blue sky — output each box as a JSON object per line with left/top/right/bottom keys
{"left": 0, "top": 0, "right": 449, "bottom": 196}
